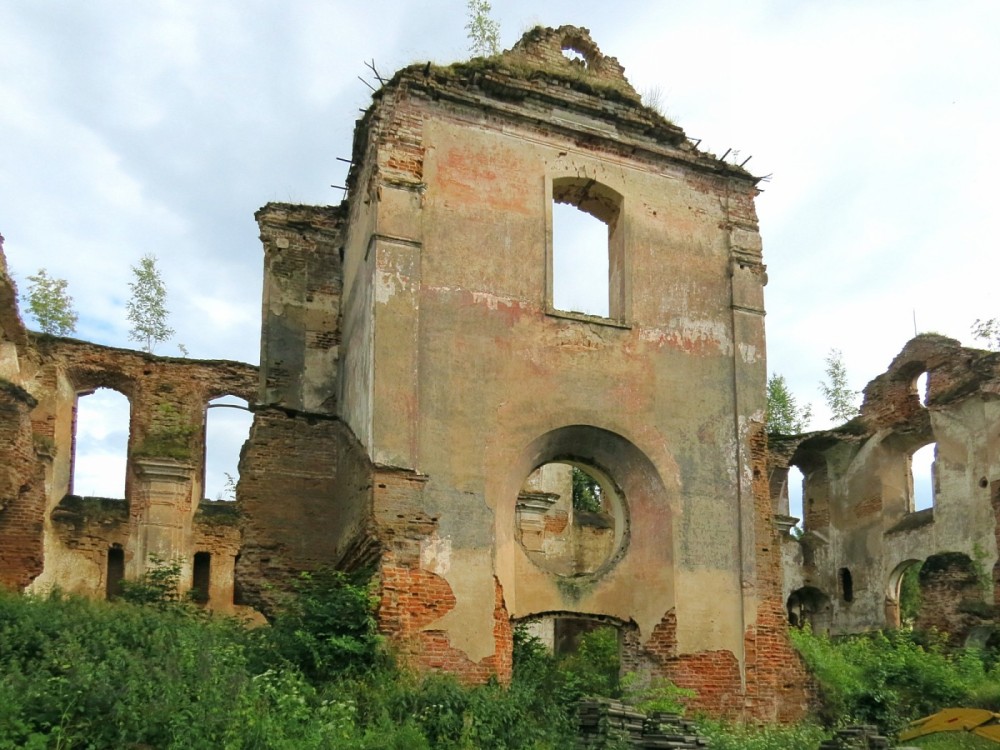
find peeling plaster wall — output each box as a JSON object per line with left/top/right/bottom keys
{"left": 774, "top": 335, "right": 1000, "bottom": 642}
{"left": 285, "top": 25, "right": 809, "bottom": 719}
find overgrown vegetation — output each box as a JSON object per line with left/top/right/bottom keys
{"left": 0, "top": 570, "right": 600, "bottom": 749}
{"left": 791, "top": 625, "right": 1000, "bottom": 734}
{"left": 6, "top": 568, "right": 1000, "bottom": 748}
{"left": 571, "top": 465, "right": 604, "bottom": 513}
{"left": 971, "top": 317, "right": 999, "bottom": 351}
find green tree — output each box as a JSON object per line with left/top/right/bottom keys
{"left": 465, "top": 0, "right": 500, "bottom": 57}
{"left": 127, "top": 254, "right": 174, "bottom": 353}
{"left": 571, "top": 466, "right": 603, "bottom": 513}
{"left": 820, "top": 348, "right": 858, "bottom": 424}
{"left": 972, "top": 318, "right": 999, "bottom": 351}
{"left": 766, "top": 373, "right": 812, "bottom": 434}
{"left": 25, "top": 268, "right": 77, "bottom": 336}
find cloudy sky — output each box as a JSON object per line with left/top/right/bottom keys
{"left": 2, "top": 1, "right": 997, "bottom": 500}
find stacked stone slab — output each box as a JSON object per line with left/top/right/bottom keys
{"left": 642, "top": 712, "right": 711, "bottom": 749}
{"left": 818, "top": 725, "right": 892, "bottom": 749}
{"left": 578, "top": 700, "right": 710, "bottom": 749}
{"left": 579, "top": 699, "right": 645, "bottom": 747}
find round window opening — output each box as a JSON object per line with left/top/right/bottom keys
{"left": 515, "top": 461, "right": 627, "bottom": 577}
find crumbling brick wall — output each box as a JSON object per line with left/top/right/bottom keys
{"left": 235, "top": 411, "right": 363, "bottom": 611}
{"left": 916, "top": 552, "right": 990, "bottom": 643}
{"left": 0, "top": 380, "right": 46, "bottom": 588}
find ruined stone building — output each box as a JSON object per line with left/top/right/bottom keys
{"left": 0, "top": 248, "right": 257, "bottom": 610}
{"left": 771, "top": 335, "right": 1000, "bottom": 646}
{"left": 3, "top": 25, "right": 996, "bottom": 721}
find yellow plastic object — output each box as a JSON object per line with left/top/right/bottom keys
{"left": 975, "top": 723, "right": 1000, "bottom": 742}
{"left": 898, "top": 708, "right": 1000, "bottom": 743}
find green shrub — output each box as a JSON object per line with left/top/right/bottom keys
{"left": 790, "top": 625, "right": 997, "bottom": 733}
{"left": 119, "top": 554, "right": 186, "bottom": 606}
{"left": 261, "top": 568, "right": 385, "bottom": 682}
{"left": 698, "top": 719, "right": 828, "bottom": 750}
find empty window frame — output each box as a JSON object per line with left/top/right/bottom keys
{"left": 788, "top": 465, "right": 805, "bottom": 532}
{"left": 72, "top": 388, "right": 130, "bottom": 498}
{"left": 910, "top": 443, "right": 937, "bottom": 511}
{"left": 203, "top": 396, "right": 252, "bottom": 501}
{"left": 839, "top": 567, "right": 854, "bottom": 603}
{"left": 549, "top": 177, "right": 625, "bottom": 322}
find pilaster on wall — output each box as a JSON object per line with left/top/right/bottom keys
{"left": 130, "top": 458, "right": 195, "bottom": 574}
{"left": 256, "top": 203, "right": 346, "bottom": 414}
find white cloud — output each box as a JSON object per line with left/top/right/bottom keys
{"left": 1, "top": 0, "right": 997, "bottom": 438}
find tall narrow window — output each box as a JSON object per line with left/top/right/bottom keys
{"left": 233, "top": 553, "right": 246, "bottom": 606}
{"left": 192, "top": 552, "right": 211, "bottom": 603}
{"left": 553, "top": 204, "right": 609, "bottom": 316}
{"left": 106, "top": 546, "right": 124, "bottom": 599}
{"left": 910, "top": 443, "right": 937, "bottom": 511}
{"left": 788, "top": 465, "right": 805, "bottom": 531}
{"left": 916, "top": 371, "right": 930, "bottom": 406}
{"left": 204, "top": 396, "right": 252, "bottom": 501}
{"left": 73, "top": 388, "right": 130, "bottom": 498}
{"left": 550, "top": 177, "right": 624, "bottom": 322}
{"left": 839, "top": 567, "right": 854, "bottom": 603}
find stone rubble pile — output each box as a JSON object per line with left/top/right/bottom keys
{"left": 817, "top": 725, "right": 892, "bottom": 749}
{"left": 578, "top": 699, "right": 710, "bottom": 749}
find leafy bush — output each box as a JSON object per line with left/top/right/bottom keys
{"left": 0, "top": 584, "right": 588, "bottom": 749}
{"left": 0, "top": 589, "right": 250, "bottom": 748}
{"left": 698, "top": 719, "right": 828, "bottom": 750}
{"left": 790, "top": 625, "right": 1000, "bottom": 733}
{"left": 261, "top": 568, "right": 385, "bottom": 682}
{"left": 118, "top": 554, "right": 186, "bottom": 606}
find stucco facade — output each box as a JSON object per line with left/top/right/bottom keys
{"left": 234, "top": 26, "right": 806, "bottom": 719}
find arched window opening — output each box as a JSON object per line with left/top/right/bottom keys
{"left": 839, "top": 567, "right": 854, "bottom": 603}
{"left": 916, "top": 552, "right": 983, "bottom": 640}
{"left": 788, "top": 465, "right": 805, "bottom": 533}
{"left": 561, "top": 47, "right": 588, "bottom": 67}
{"left": 910, "top": 443, "right": 937, "bottom": 511}
{"left": 550, "top": 178, "right": 624, "bottom": 321}
{"left": 890, "top": 560, "right": 923, "bottom": 628}
{"left": 106, "top": 545, "right": 125, "bottom": 600}
{"left": 204, "top": 395, "right": 252, "bottom": 501}
{"left": 786, "top": 586, "right": 831, "bottom": 633}
{"left": 516, "top": 460, "right": 625, "bottom": 577}
{"left": 73, "top": 388, "right": 130, "bottom": 499}
{"left": 191, "top": 551, "right": 211, "bottom": 603}
{"left": 915, "top": 371, "right": 930, "bottom": 407}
